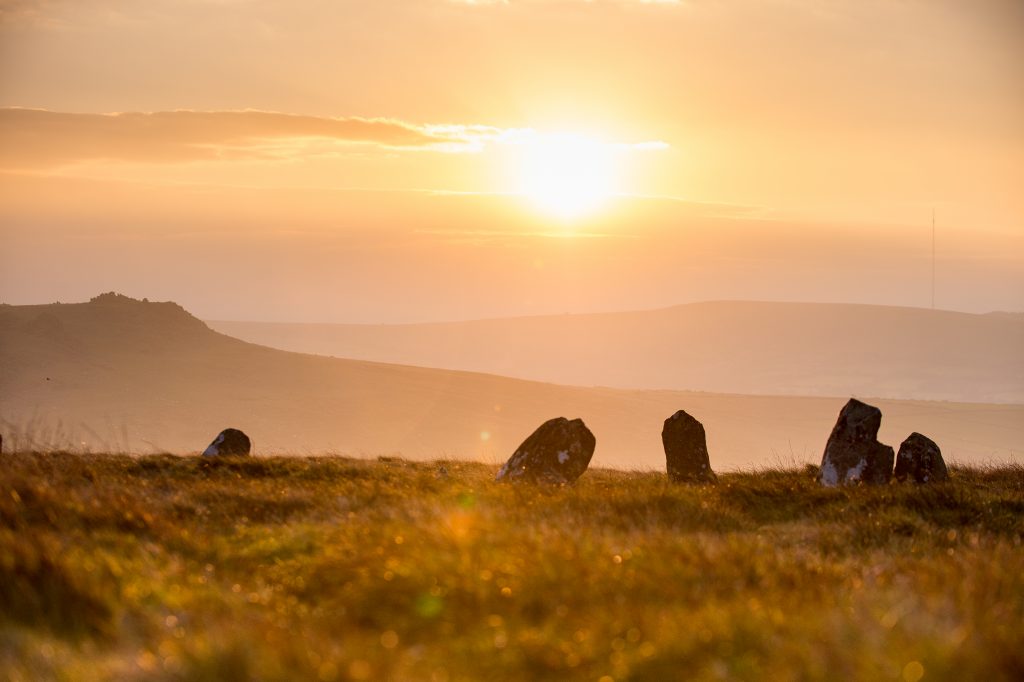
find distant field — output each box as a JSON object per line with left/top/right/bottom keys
{"left": 2, "top": 453, "right": 1022, "bottom": 681}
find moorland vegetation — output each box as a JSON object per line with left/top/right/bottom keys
{"left": 2, "top": 452, "right": 1022, "bottom": 681}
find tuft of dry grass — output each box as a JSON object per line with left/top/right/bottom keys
{"left": 1, "top": 452, "right": 1022, "bottom": 681}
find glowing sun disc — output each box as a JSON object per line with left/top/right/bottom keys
{"left": 519, "top": 133, "right": 616, "bottom": 219}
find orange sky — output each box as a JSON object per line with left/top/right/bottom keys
{"left": 0, "top": 0, "right": 1021, "bottom": 321}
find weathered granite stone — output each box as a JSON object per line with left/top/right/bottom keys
{"left": 202, "top": 428, "right": 251, "bottom": 457}
{"left": 496, "top": 417, "right": 595, "bottom": 484}
{"left": 662, "top": 410, "right": 717, "bottom": 484}
{"left": 818, "top": 399, "right": 893, "bottom": 486}
{"left": 894, "top": 432, "right": 948, "bottom": 483}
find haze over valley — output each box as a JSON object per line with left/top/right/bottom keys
{"left": 211, "top": 301, "right": 1024, "bottom": 404}
{"left": 2, "top": 295, "right": 1020, "bottom": 471}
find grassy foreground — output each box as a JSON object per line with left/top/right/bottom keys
{"left": 1, "top": 453, "right": 1022, "bottom": 681}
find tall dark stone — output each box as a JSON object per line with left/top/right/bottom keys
{"left": 202, "top": 428, "right": 251, "bottom": 457}
{"left": 662, "top": 410, "right": 717, "bottom": 484}
{"left": 894, "top": 432, "right": 948, "bottom": 483}
{"left": 496, "top": 417, "right": 595, "bottom": 484}
{"left": 819, "top": 399, "right": 894, "bottom": 486}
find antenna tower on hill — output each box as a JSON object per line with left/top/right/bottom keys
{"left": 931, "top": 208, "right": 936, "bottom": 310}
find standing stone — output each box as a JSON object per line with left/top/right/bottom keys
{"left": 819, "top": 399, "right": 894, "bottom": 486}
{"left": 894, "top": 432, "right": 948, "bottom": 483}
{"left": 662, "top": 410, "right": 717, "bottom": 484}
{"left": 202, "top": 428, "right": 251, "bottom": 457}
{"left": 496, "top": 417, "right": 595, "bottom": 484}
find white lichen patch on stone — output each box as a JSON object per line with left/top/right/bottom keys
{"left": 202, "top": 433, "right": 225, "bottom": 457}
{"left": 557, "top": 450, "right": 569, "bottom": 464}
{"left": 820, "top": 459, "right": 839, "bottom": 487}
{"left": 496, "top": 451, "right": 527, "bottom": 479}
{"left": 845, "top": 458, "right": 867, "bottom": 483}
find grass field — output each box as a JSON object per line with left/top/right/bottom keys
{"left": 2, "top": 453, "right": 1022, "bottom": 681}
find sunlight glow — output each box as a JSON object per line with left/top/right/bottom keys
{"left": 518, "top": 133, "right": 617, "bottom": 220}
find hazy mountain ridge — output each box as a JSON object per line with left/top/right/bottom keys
{"left": 2, "top": 295, "right": 1021, "bottom": 469}
{"left": 209, "top": 301, "right": 1024, "bottom": 404}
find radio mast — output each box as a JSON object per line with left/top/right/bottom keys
{"left": 931, "top": 208, "right": 936, "bottom": 310}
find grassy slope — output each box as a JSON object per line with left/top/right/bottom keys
{"left": 2, "top": 453, "right": 1022, "bottom": 681}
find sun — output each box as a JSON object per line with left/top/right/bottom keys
{"left": 518, "top": 133, "right": 617, "bottom": 220}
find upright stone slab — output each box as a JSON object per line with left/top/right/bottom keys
{"left": 662, "top": 410, "right": 717, "bottom": 484}
{"left": 818, "top": 399, "right": 893, "bottom": 486}
{"left": 202, "top": 428, "right": 252, "bottom": 457}
{"left": 894, "top": 432, "right": 948, "bottom": 484}
{"left": 496, "top": 417, "right": 595, "bottom": 484}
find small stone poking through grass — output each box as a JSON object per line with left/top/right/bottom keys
{"left": 894, "top": 432, "right": 948, "bottom": 484}
{"left": 662, "top": 410, "right": 717, "bottom": 484}
{"left": 202, "top": 428, "right": 252, "bottom": 457}
{"left": 496, "top": 417, "right": 595, "bottom": 484}
{"left": 819, "top": 398, "right": 893, "bottom": 486}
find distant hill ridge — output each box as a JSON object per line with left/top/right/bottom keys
{"left": 210, "top": 300, "right": 1024, "bottom": 404}
{"left": 1, "top": 293, "right": 1021, "bottom": 469}
{"left": 3, "top": 292, "right": 216, "bottom": 361}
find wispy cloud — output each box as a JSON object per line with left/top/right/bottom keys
{"left": 449, "top": 1, "right": 682, "bottom": 5}
{"left": 0, "top": 107, "right": 669, "bottom": 170}
{"left": 0, "top": 108, "right": 472, "bottom": 169}
{"left": 414, "top": 227, "right": 629, "bottom": 243}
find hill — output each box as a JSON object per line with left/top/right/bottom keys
{"left": 210, "top": 301, "right": 1024, "bottom": 403}
{"left": 2, "top": 453, "right": 1022, "bottom": 680}
{"left": 1, "top": 294, "right": 1021, "bottom": 469}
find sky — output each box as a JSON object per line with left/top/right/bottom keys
{"left": 1, "top": 0, "right": 1022, "bottom": 322}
